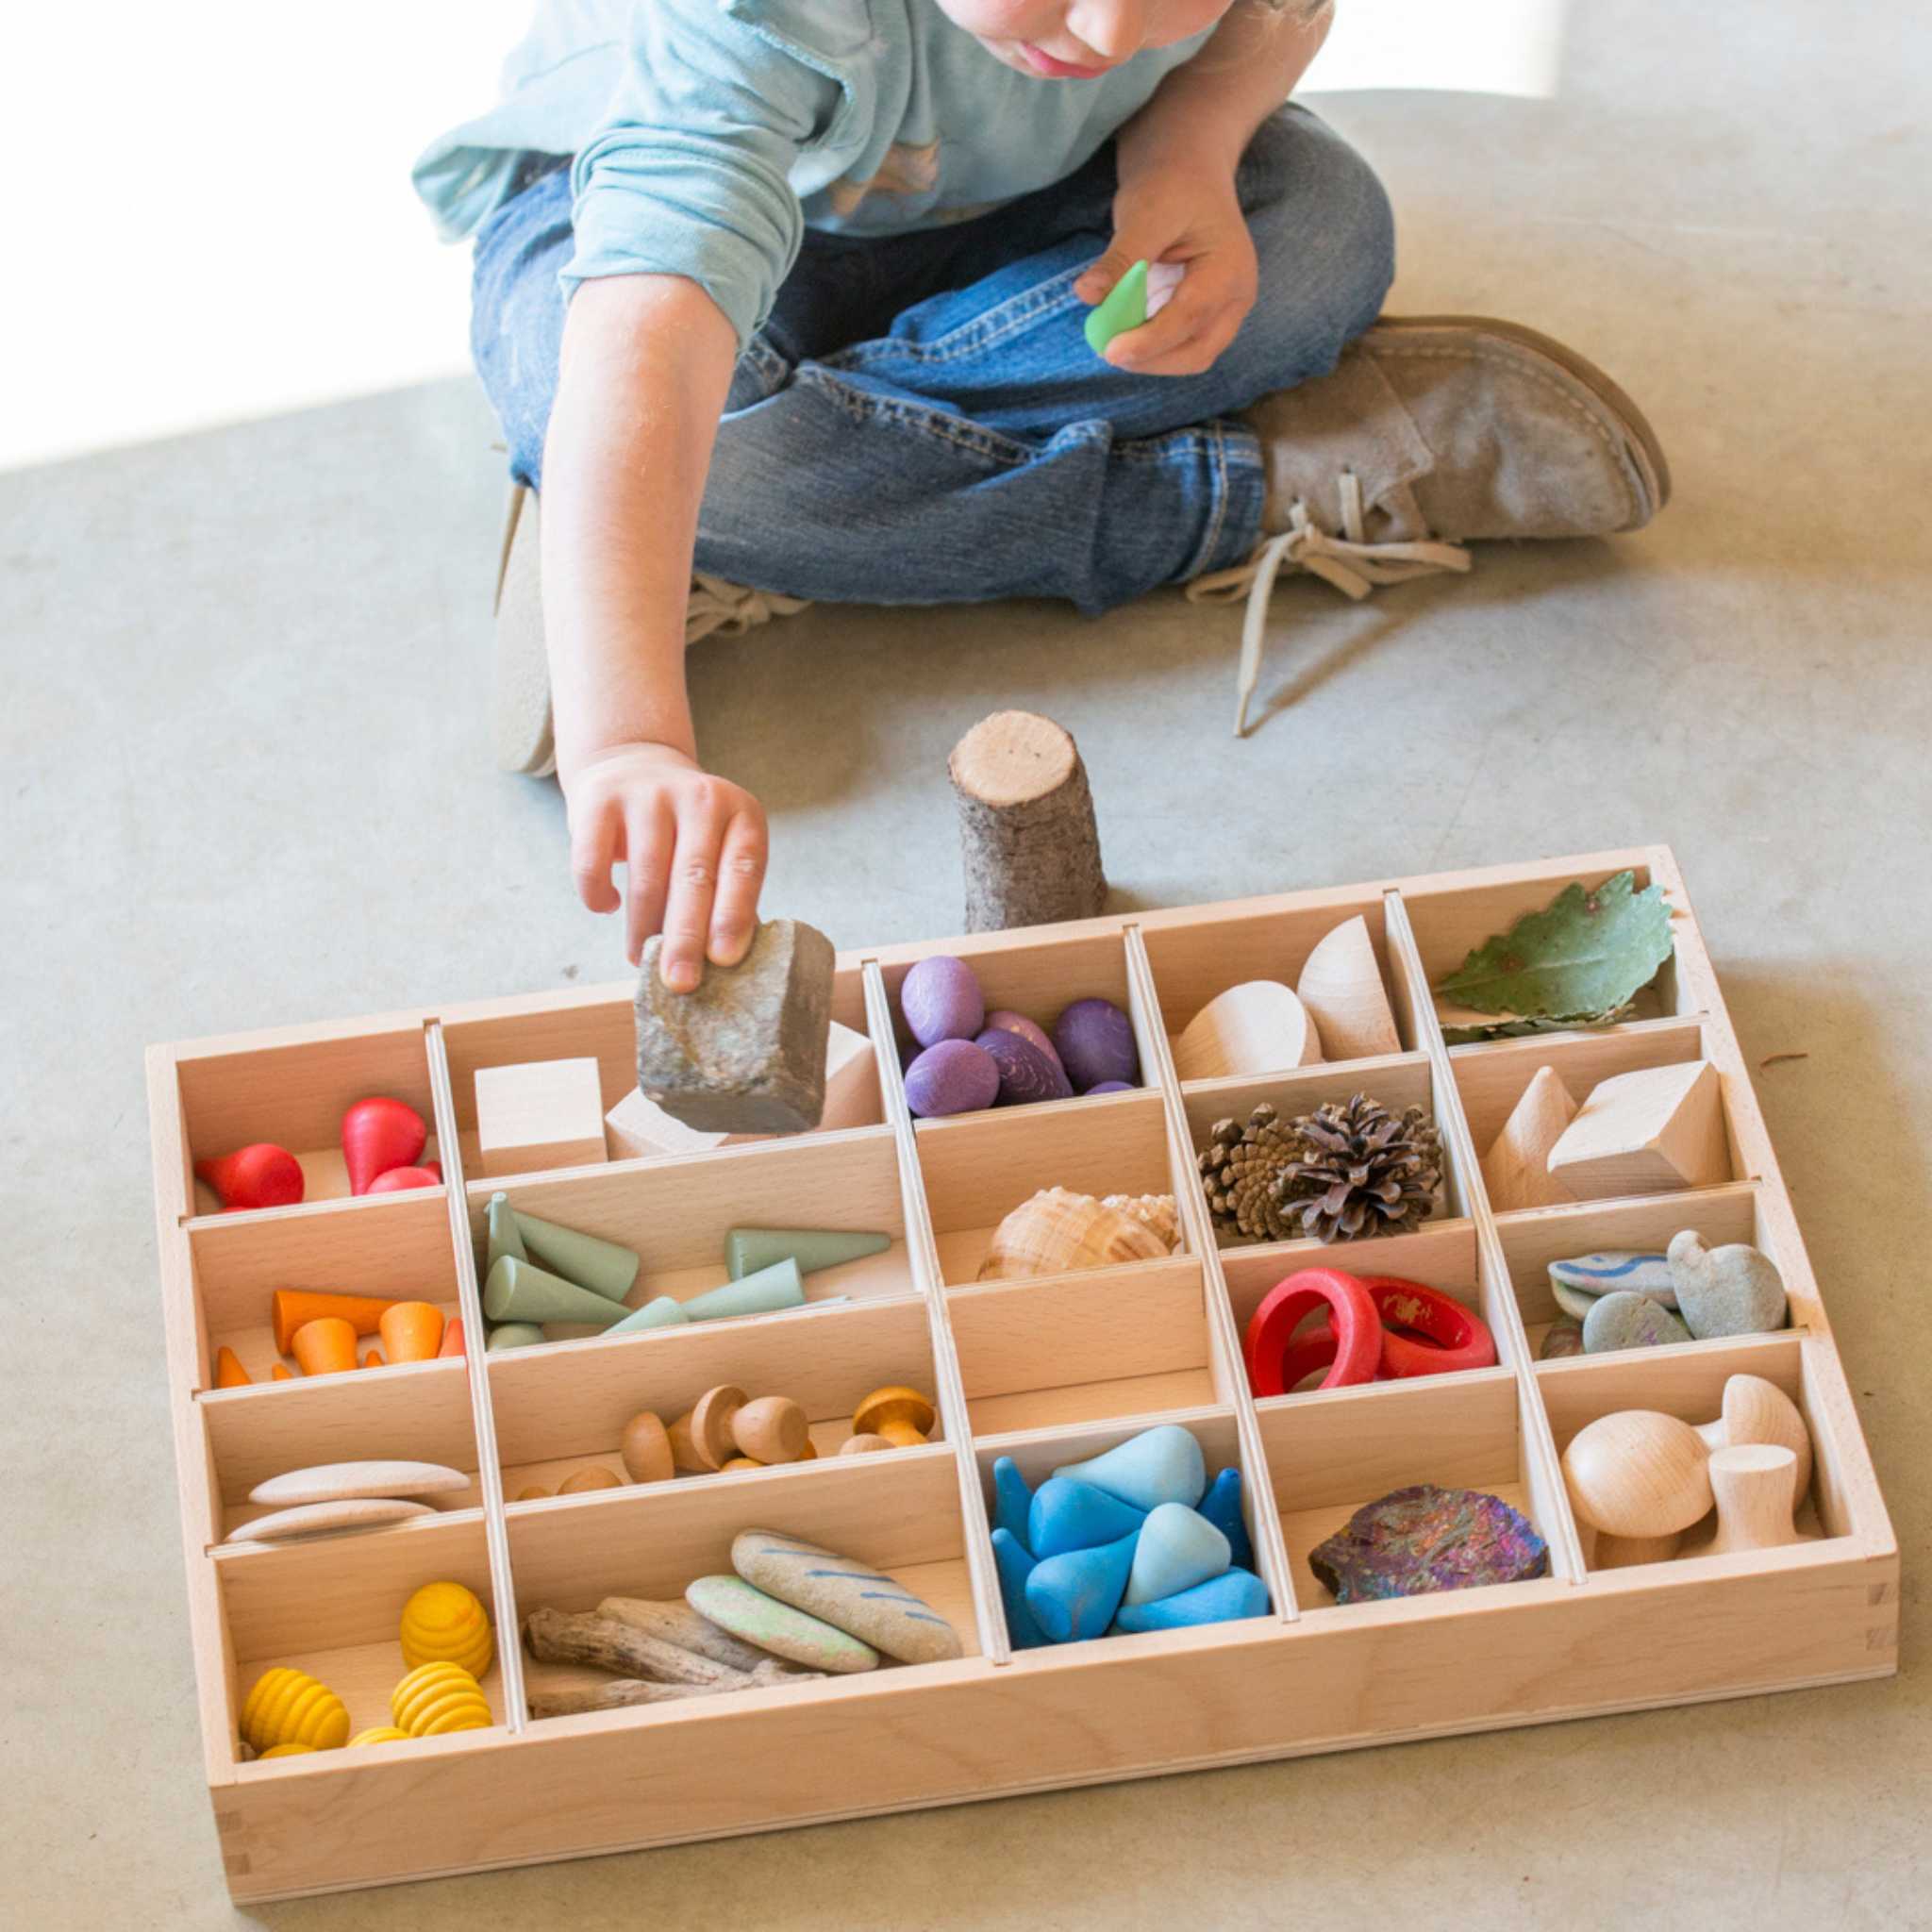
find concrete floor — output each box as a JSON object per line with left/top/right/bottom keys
{"left": 5, "top": 4, "right": 1929, "bottom": 1925}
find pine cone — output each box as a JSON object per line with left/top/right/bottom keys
{"left": 1278, "top": 1093, "right": 1442, "bottom": 1242}
{"left": 1195, "top": 1103, "right": 1307, "bottom": 1244}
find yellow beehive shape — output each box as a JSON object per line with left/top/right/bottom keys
{"left": 241, "top": 1668, "right": 349, "bottom": 1754}
{"left": 391, "top": 1661, "right": 492, "bottom": 1738}
{"left": 398, "top": 1580, "right": 494, "bottom": 1678}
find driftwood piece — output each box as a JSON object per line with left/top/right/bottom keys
{"left": 525, "top": 1607, "right": 756, "bottom": 1689}
{"left": 598, "top": 1596, "right": 804, "bottom": 1674}
{"left": 527, "top": 1678, "right": 722, "bottom": 1719}
{"left": 948, "top": 710, "right": 1106, "bottom": 932}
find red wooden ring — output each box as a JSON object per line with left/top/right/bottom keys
{"left": 1358, "top": 1276, "right": 1497, "bottom": 1377}
{"left": 1244, "top": 1268, "right": 1382, "bottom": 1397}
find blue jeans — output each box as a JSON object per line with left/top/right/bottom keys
{"left": 472, "top": 106, "right": 1393, "bottom": 614}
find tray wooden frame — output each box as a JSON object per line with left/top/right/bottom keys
{"left": 145, "top": 847, "right": 1898, "bottom": 1901}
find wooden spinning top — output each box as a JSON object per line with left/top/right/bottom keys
{"left": 1561, "top": 1409, "right": 1712, "bottom": 1541}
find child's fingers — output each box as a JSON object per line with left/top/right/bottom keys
{"left": 657, "top": 795, "right": 729, "bottom": 992}
{"left": 1105, "top": 268, "right": 1244, "bottom": 375}
{"left": 570, "top": 800, "right": 624, "bottom": 916}
{"left": 622, "top": 797, "right": 675, "bottom": 968}
{"left": 1073, "top": 240, "right": 1155, "bottom": 306}
{"left": 708, "top": 808, "right": 768, "bottom": 967}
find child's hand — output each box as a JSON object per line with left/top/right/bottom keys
{"left": 563, "top": 741, "right": 768, "bottom": 986}
{"left": 1074, "top": 170, "right": 1258, "bottom": 378}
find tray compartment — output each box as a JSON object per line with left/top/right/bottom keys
{"left": 465, "top": 1126, "right": 917, "bottom": 1319}
{"left": 488, "top": 1294, "right": 940, "bottom": 1497}
{"left": 916, "top": 1089, "right": 1185, "bottom": 1288}
{"left": 216, "top": 1512, "right": 507, "bottom": 1764}
{"left": 175, "top": 1020, "right": 439, "bottom": 1211}
{"left": 506, "top": 1444, "right": 982, "bottom": 1723}
{"left": 948, "top": 1256, "right": 1224, "bottom": 1433}
{"left": 1257, "top": 1370, "right": 1553, "bottom": 1609}
{"left": 1400, "top": 855, "right": 1693, "bottom": 1036}
{"left": 186, "top": 1188, "right": 462, "bottom": 1391}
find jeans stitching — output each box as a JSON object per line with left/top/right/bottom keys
{"left": 796, "top": 366, "right": 1041, "bottom": 467}
{"left": 824, "top": 265, "right": 1091, "bottom": 370}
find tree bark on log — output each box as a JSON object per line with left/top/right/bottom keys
{"left": 948, "top": 710, "right": 1107, "bottom": 932}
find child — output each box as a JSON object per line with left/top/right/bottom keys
{"left": 418, "top": 1, "right": 1668, "bottom": 989}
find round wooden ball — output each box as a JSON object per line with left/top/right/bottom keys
{"left": 1561, "top": 1410, "right": 1712, "bottom": 1539}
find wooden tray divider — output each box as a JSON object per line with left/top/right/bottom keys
{"left": 1381, "top": 889, "right": 1589, "bottom": 1584}
{"left": 425, "top": 1020, "right": 527, "bottom": 1732}
{"left": 1125, "top": 926, "right": 1299, "bottom": 1622}
{"left": 862, "top": 960, "right": 1009, "bottom": 1663}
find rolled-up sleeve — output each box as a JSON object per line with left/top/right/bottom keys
{"left": 563, "top": 6, "right": 848, "bottom": 349}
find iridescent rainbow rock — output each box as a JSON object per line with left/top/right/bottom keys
{"left": 1310, "top": 1484, "right": 1548, "bottom": 1604}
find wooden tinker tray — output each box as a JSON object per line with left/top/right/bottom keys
{"left": 146, "top": 848, "right": 1898, "bottom": 1901}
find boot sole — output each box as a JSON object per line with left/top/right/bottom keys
{"left": 1376, "top": 313, "right": 1673, "bottom": 520}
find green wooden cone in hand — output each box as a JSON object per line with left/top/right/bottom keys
{"left": 1084, "top": 258, "right": 1149, "bottom": 356}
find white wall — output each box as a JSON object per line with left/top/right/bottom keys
{"left": 0, "top": 1, "right": 1562, "bottom": 472}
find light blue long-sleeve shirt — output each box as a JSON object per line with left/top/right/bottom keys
{"left": 414, "top": 1, "right": 1213, "bottom": 348}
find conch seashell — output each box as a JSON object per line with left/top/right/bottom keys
{"left": 1102, "top": 1193, "right": 1181, "bottom": 1253}
{"left": 977, "top": 1188, "right": 1174, "bottom": 1282}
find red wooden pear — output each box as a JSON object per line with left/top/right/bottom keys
{"left": 366, "top": 1165, "right": 441, "bottom": 1194}
{"left": 193, "top": 1142, "right": 304, "bottom": 1211}
{"left": 341, "top": 1097, "right": 426, "bottom": 1195}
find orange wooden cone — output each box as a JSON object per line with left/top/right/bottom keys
{"left": 291, "top": 1317, "right": 358, "bottom": 1376}
{"left": 363, "top": 1349, "right": 386, "bottom": 1369}
{"left": 214, "top": 1346, "right": 252, "bottom": 1389}
{"left": 379, "top": 1301, "right": 445, "bottom": 1364}
{"left": 271, "top": 1364, "right": 293, "bottom": 1381}
{"left": 437, "top": 1317, "right": 466, "bottom": 1360}
{"left": 272, "top": 1290, "right": 395, "bottom": 1355}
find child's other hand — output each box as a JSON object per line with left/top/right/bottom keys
{"left": 563, "top": 741, "right": 768, "bottom": 986}
{"left": 1074, "top": 170, "right": 1257, "bottom": 378}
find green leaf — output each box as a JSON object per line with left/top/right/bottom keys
{"left": 1441, "top": 1006, "right": 1634, "bottom": 1046}
{"left": 1435, "top": 872, "right": 1672, "bottom": 1017}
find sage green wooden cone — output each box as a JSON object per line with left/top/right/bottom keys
{"left": 683, "top": 1257, "right": 805, "bottom": 1322}
{"left": 486, "top": 1322, "right": 545, "bottom": 1352}
{"left": 604, "top": 1295, "right": 691, "bottom": 1338}
{"left": 483, "top": 1255, "right": 626, "bottom": 1327}
{"left": 512, "top": 1209, "right": 640, "bottom": 1302}
{"left": 486, "top": 1192, "right": 527, "bottom": 1274}
{"left": 1084, "top": 258, "right": 1147, "bottom": 355}
{"left": 725, "top": 1227, "right": 891, "bottom": 1279}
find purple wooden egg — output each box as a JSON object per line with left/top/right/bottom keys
{"left": 1084, "top": 1080, "right": 1135, "bottom": 1095}
{"left": 901, "top": 956, "right": 986, "bottom": 1048}
{"left": 982, "top": 1008, "right": 1062, "bottom": 1072}
{"left": 1053, "top": 997, "right": 1139, "bottom": 1091}
{"left": 904, "top": 1040, "right": 1000, "bottom": 1118}
{"left": 974, "top": 1027, "right": 1074, "bottom": 1106}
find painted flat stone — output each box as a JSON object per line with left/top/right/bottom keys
{"left": 483, "top": 1256, "right": 625, "bottom": 1328}
{"left": 991, "top": 1527, "right": 1050, "bottom": 1650}
{"left": 249, "top": 1460, "right": 469, "bottom": 1507}
{"left": 685, "top": 1574, "right": 878, "bottom": 1674}
{"left": 1024, "top": 1529, "right": 1138, "bottom": 1643}
{"left": 485, "top": 1323, "right": 545, "bottom": 1351}
{"left": 604, "top": 1295, "right": 690, "bottom": 1337}
{"left": 991, "top": 1456, "right": 1034, "bottom": 1545}
{"left": 1052, "top": 1424, "right": 1207, "bottom": 1512}
{"left": 1309, "top": 1484, "right": 1548, "bottom": 1604}
{"left": 681, "top": 1257, "right": 806, "bottom": 1322}
{"left": 1112, "top": 1566, "right": 1270, "bottom": 1634}
{"left": 1667, "top": 1230, "right": 1788, "bottom": 1339}
{"left": 1027, "top": 1477, "right": 1147, "bottom": 1559}
{"left": 1123, "top": 1502, "right": 1230, "bottom": 1607}
{"left": 1551, "top": 1280, "right": 1603, "bottom": 1323}
{"left": 1583, "top": 1291, "right": 1692, "bottom": 1353}
{"left": 486, "top": 1191, "right": 526, "bottom": 1274}
{"left": 1548, "top": 1251, "right": 1677, "bottom": 1307}
{"left": 1195, "top": 1468, "right": 1253, "bottom": 1570}
{"left": 1539, "top": 1320, "right": 1587, "bottom": 1360}
{"left": 226, "top": 1498, "right": 435, "bottom": 1542}
{"left": 732, "top": 1529, "right": 963, "bottom": 1665}
{"left": 513, "top": 1209, "right": 640, "bottom": 1301}
{"left": 725, "top": 1227, "right": 891, "bottom": 1279}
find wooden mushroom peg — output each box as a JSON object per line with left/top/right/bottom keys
{"left": 1693, "top": 1374, "right": 1812, "bottom": 1501}
{"left": 1561, "top": 1409, "right": 1713, "bottom": 1570}
{"left": 669, "top": 1387, "right": 812, "bottom": 1473}
{"left": 853, "top": 1386, "right": 936, "bottom": 1448}
{"left": 1692, "top": 1444, "right": 1803, "bottom": 1557}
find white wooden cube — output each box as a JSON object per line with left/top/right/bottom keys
{"left": 475, "top": 1057, "right": 608, "bottom": 1177}
{"left": 605, "top": 1020, "right": 879, "bottom": 1161}
{"left": 1546, "top": 1059, "right": 1727, "bottom": 1199}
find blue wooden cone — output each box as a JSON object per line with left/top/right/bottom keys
{"left": 1024, "top": 1529, "right": 1138, "bottom": 1644}
{"left": 1111, "top": 1567, "right": 1270, "bottom": 1634}
{"left": 991, "top": 1457, "right": 1034, "bottom": 1548}
{"left": 991, "top": 1528, "right": 1050, "bottom": 1650}
{"left": 1052, "top": 1424, "right": 1206, "bottom": 1512}
{"left": 1027, "top": 1477, "right": 1146, "bottom": 1559}
{"left": 1197, "top": 1468, "right": 1253, "bottom": 1570}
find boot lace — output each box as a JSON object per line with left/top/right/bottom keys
{"left": 687, "top": 574, "right": 812, "bottom": 643}
{"left": 1186, "top": 473, "right": 1472, "bottom": 736}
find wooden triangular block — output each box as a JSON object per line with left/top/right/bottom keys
{"left": 1547, "top": 1060, "right": 1727, "bottom": 1200}
{"left": 1295, "top": 915, "right": 1400, "bottom": 1060}
{"left": 1480, "top": 1066, "right": 1578, "bottom": 1210}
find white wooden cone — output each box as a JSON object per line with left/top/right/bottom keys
{"left": 1480, "top": 1065, "right": 1578, "bottom": 1210}
{"left": 1172, "top": 981, "right": 1322, "bottom": 1083}
{"left": 1295, "top": 915, "right": 1400, "bottom": 1060}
